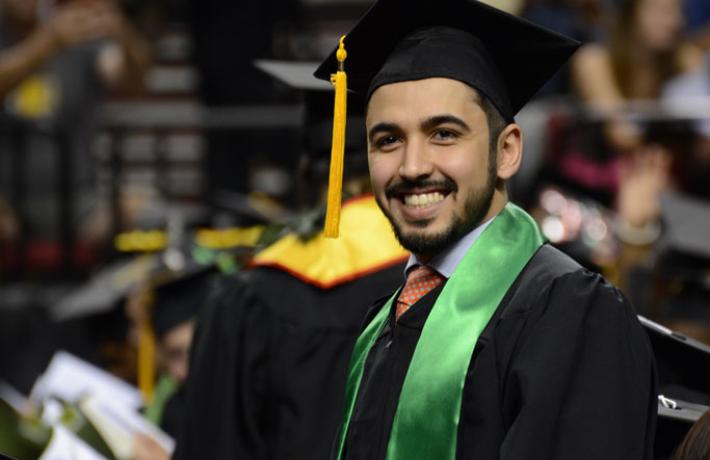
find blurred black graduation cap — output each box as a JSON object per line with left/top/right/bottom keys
{"left": 313, "top": 0, "right": 580, "bottom": 122}
{"left": 655, "top": 192, "right": 710, "bottom": 283}
{"left": 150, "top": 256, "right": 219, "bottom": 339}
{"left": 638, "top": 316, "right": 710, "bottom": 457}
{"left": 255, "top": 60, "right": 368, "bottom": 177}
{"left": 51, "top": 255, "right": 161, "bottom": 321}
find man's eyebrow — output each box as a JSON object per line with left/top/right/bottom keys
{"left": 368, "top": 122, "right": 400, "bottom": 143}
{"left": 420, "top": 115, "right": 471, "bottom": 133}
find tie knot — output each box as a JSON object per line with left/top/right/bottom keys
{"left": 396, "top": 265, "right": 444, "bottom": 321}
{"left": 406, "top": 264, "right": 439, "bottom": 283}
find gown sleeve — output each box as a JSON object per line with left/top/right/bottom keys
{"left": 173, "top": 274, "right": 272, "bottom": 460}
{"left": 499, "top": 269, "right": 658, "bottom": 460}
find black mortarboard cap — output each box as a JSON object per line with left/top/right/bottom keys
{"left": 151, "top": 265, "right": 218, "bottom": 338}
{"left": 255, "top": 60, "right": 368, "bottom": 170}
{"left": 651, "top": 192, "right": 710, "bottom": 297}
{"left": 314, "top": 0, "right": 580, "bottom": 122}
{"left": 658, "top": 192, "right": 710, "bottom": 264}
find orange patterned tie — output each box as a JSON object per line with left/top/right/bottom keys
{"left": 396, "top": 265, "right": 444, "bottom": 321}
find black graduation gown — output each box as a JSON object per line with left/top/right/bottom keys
{"left": 160, "top": 386, "right": 186, "bottom": 440}
{"left": 174, "top": 262, "right": 405, "bottom": 460}
{"left": 340, "top": 244, "right": 658, "bottom": 460}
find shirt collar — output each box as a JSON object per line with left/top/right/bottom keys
{"left": 404, "top": 216, "right": 495, "bottom": 279}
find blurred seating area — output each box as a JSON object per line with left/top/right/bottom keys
{"left": 0, "top": 0, "right": 708, "bottom": 457}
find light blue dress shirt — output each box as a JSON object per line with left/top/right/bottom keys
{"left": 403, "top": 216, "right": 495, "bottom": 280}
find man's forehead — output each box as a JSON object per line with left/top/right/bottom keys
{"left": 366, "top": 78, "right": 484, "bottom": 124}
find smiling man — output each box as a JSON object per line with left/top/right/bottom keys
{"left": 314, "top": 1, "right": 658, "bottom": 459}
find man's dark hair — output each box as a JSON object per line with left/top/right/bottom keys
{"left": 474, "top": 91, "right": 509, "bottom": 156}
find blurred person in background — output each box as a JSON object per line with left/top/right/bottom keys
{"left": 0, "top": 0, "right": 150, "bottom": 99}
{"left": 661, "top": 51, "right": 710, "bottom": 201}
{"left": 130, "top": 264, "right": 219, "bottom": 460}
{"left": 572, "top": 0, "right": 703, "bottom": 152}
{"left": 544, "top": 0, "right": 705, "bottom": 260}
{"left": 0, "top": 0, "right": 151, "bottom": 266}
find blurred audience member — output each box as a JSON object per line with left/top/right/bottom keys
{"left": 571, "top": 0, "right": 703, "bottom": 152}
{"left": 0, "top": 0, "right": 150, "bottom": 99}
{"left": 129, "top": 264, "right": 218, "bottom": 460}
{"left": 0, "top": 0, "right": 150, "bottom": 257}
{"left": 615, "top": 50, "right": 710, "bottom": 236}
{"left": 543, "top": 0, "right": 704, "bottom": 253}
{"left": 662, "top": 51, "right": 710, "bottom": 200}
{"left": 152, "top": 275, "right": 204, "bottom": 389}
{"left": 674, "top": 410, "right": 710, "bottom": 460}
{"left": 151, "top": 267, "right": 217, "bottom": 427}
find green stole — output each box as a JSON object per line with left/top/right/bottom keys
{"left": 335, "top": 203, "right": 544, "bottom": 459}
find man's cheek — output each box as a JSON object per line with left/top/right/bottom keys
{"left": 369, "top": 162, "right": 391, "bottom": 193}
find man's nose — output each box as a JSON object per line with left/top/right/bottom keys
{"left": 398, "top": 139, "right": 434, "bottom": 181}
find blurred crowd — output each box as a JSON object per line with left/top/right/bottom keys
{"left": 0, "top": 0, "right": 709, "bottom": 458}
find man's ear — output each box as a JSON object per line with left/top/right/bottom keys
{"left": 496, "top": 123, "right": 523, "bottom": 181}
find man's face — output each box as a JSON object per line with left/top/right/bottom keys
{"left": 366, "top": 78, "right": 497, "bottom": 259}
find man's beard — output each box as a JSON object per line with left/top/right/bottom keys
{"left": 377, "top": 155, "right": 497, "bottom": 258}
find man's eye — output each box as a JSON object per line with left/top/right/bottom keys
{"left": 376, "top": 135, "right": 400, "bottom": 148}
{"left": 433, "top": 129, "right": 457, "bottom": 141}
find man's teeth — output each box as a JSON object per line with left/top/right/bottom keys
{"left": 403, "top": 192, "right": 445, "bottom": 207}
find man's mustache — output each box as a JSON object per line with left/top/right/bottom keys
{"left": 385, "top": 178, "right": 457, "bottom": 199}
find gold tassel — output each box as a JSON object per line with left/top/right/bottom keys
{"left": 324, "top": 36, "right": 348, "bottom": 238}
{"left": 137, "top": 291, "right": 156, "bottom": 402}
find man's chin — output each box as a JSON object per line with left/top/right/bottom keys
{"left": 393, "top": 219, "right": 440, "bottom": 241}
{"left": 401, "top": 217, "right": 437, "bottom": 230}
{"left": 379, "top": 200, "right": 457, "bottom": 255}
{"left": 394, "top": 226, "right": 454, "bottom": 257}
